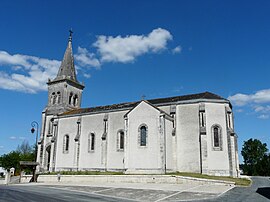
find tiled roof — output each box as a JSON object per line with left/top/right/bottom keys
{"left": 61, "top": 91, "right": 227, "bottom": 116}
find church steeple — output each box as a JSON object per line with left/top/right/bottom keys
{"left": 54, "top": 30, "right": 77, "bottom": 82}
{"left": 46, "top": 31, "right": 84, "bottom": 115}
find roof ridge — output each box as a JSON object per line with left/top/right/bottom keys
{"left": 60, "top": 91, "right": 228, "bottom": 116}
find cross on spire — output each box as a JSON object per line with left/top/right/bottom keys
{"left": 69, "top": 29, "right": 73, "bottom": 42}
{"left": 141, "top": 95, "right": 146, "bottom": 100}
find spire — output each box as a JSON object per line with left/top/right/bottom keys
{"left": 54, "top": 30, "right": 77, "bottom": 82}
{"left": 69, "top": 29, "right": 73, "bottom": 42}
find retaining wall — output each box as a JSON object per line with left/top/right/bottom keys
{"left": 20, "top": 174, "right": 235, "bottom": 186}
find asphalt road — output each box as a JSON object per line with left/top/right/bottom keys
{"left": 0, "top": 176, "right": 269, "bottom": 202}
{"left": 0, "top": 185, "right": 134, "bottom": 202}
{"left": 198, "top": 176, "right": 270, "bottom": 202}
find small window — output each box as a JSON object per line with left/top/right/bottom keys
{"left": 212, "top": 125, "right": 222, "bottom": 151}
{"left": 139, "top": 125, "right": 147, "bottom": 146}
{"left": 91, "top": 134, "right": 95, "bottom": 150}
{"left": 227, "top": 112, "right": 232, "bottom": 128}
{"left": 117, "top": 130, "right": 124, "bottom": 151}
{"left": 63, "top": 135, "right": 69, "bottom": 153}
{"left": 120, "top": 131, "right": 124, "bottom": 149}
{"left": 52, "top": 92, "right": 56, "bottom": 105}
{"left": 73, "top": 94, "right": 78, "bottom": 106}
{"left": 213, "top": 127, "right": 219, "bottom": 147}
{"left": 200, "top": 112, "right": 205, "bottom": 127}
{"left": 69, "top": 92, "right": 73, "bottom": 105}
{"left": 48, "top": 118, "right": 54, "bottom": 134}
{"left": 50, "top": 92, "right": 55, "bottom": 104}
{"left": 57, "top": 92, "right": 61, "bottom": 104}
{"left": 88, "top": 133, "right": 95, "bottom": 152}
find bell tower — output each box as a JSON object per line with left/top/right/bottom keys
{"left": 46, "top": 31, "right": 85, "bottom": 115}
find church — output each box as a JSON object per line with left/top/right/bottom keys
{"left": 37, "top": 33, "right": 240, "bottom": 177}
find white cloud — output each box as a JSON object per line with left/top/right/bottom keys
{"left": 94, "top": 28, "right": 173, "bottom": 63}
{"left": 74, "top": 47, "right": 100, "bottom": 68}
{"left": 19, "top": 136, "right": 26, "bottom": 140}
{"left": 258, "top": 114, "right": 269, "bottom": 119}
{"left": 0, "top": 51, "right": 60, "bottom": 93}
{"left": 228, "top": 89, "right": 270, "bottom": 106}
{"left": 254, "top": 105, "right": 270, "bottom": 113}
{"left": 9, "top": 136, "right": 16, "bottom": 140}
{"left": 12, "top": 66, "right": 23, "bottom": 71}
{"left": 0, "top": 51, "right": 31, "bottom": 67}
{"left": 83, "top": 73, "right": 91, "bottom": 78}
{"left": 229, "top": 89, "right": 270, "bottom": 119}
{"left": 172, "top": 46, "right": 182, "bottom": 54}
{"left": 228, "top": 93, "right": 250, "bottom": 106}
{"left": 254, "top": 105, "right": 265, "bottom": 112}
{"left": 0, "top": 146, "right": 4, "bottom": 149}
{"left": 236, "top": 109, "right": 243, "bottom": 113}
{"left": 0, "top": 28, "right": 175, "bottom": 93}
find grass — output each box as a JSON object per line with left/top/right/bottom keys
{"left": 167, "top": 172, "right": 251, "bottom": 186}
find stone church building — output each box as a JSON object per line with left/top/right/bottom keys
{"left": 37, "top": 34, "right": 240, "bottom": 177}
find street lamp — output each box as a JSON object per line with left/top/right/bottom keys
{"left": 30, "top": 121, "right": 39, "bottom": 161}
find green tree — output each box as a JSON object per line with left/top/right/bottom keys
{"left": 256, "top": 154, "right": 270, "bottom": 176}
{"left": 0, "top": 151, "right": 21, "bottom": 172}
{"left": 0, "top": 141, "right": 35, "bottom": 175}
{"left": 17, "top": 140, "right": 35, "bottom": 162}
{"left": 241, "top": 138, "right": 268, "bottom": 176}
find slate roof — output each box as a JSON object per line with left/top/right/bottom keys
{"left": 61, "top": 91, "right": 228, "bottom": 116}
{"left": 54, "top": 34, "right": 77, "bottom": 82}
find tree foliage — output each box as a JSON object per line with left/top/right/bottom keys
{"left": 0, "top": 151, "right": 21, "bottom": 172}
{"left": 241, "top": 138, "right": 270, "bottom": 176}
{"left": 0, "top": 141, "right": 35, "bottom": 175}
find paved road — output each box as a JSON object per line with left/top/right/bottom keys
{"left": 197, "top": 176, "right": 270, "bottom": 202}
{"left": 0, "top": 177, "right": 269, "bottom": 201}
{"left": 0, "top": 185, "right": 133, "bottom": 202}
{"left": 0, "top": 180, "right": 232, "bottom": 201}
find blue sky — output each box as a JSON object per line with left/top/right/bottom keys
{"left": 0, "top": 0, "right": 270, "bottom": 162}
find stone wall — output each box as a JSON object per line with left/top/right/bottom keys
{"left": 20, "top": 174, "right": 235, "bottom": 186}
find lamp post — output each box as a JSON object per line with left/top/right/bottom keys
{"left": 30, "top": 121, "right": 39, "bottom": 162}
{"left": 30, "top": 121, "right": 39, "bottom": 182}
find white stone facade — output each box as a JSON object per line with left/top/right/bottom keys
{"left": 37, "top": 35, "right": 240, "bottom": 177}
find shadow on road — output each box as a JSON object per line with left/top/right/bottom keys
{"left": 256, "top": 187, "right": 270, "bottom": 199}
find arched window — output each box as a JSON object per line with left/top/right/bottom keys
{"left": 117, "top": 130, "right": 124, "bottom": 151}
{"left": 88, "top": 133, "right": 95, "bottom": 152}
{"left": 139, "top": 124, "right": 147, "bottom": 146}
{"left": 213, "top": 127, "right": 219, "bottom": 147}
{"left": 48, "top": 118, "right": 54, "bottom": 134}
{"left": 50, "top": 93, "right": 54, "bottom": 104}
{"left": 212, "top": 125, "right": 222, "bottom": 151}
{"left": 63, "top": 135, "right": 69, "bottom": 153}
{"left": 73, "top": 94, "right": 78, "bottom": 106}
{"left": 52, "top": 92, "right": 56, "bottom": 105}
{"left": 57, "top": 91, "right": 61, "bottom": 104}
{"left": 69, "top": 92, "right": 73, "bottom": 105}
{"left": 120, "top": 131, "right": 124, "bottom": 150}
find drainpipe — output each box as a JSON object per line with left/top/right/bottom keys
{"left": 199, "top": 133, "right": 202, "bottom": 174}
{"left": 161, "top": 114, "right": 166, "bottom": 174}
